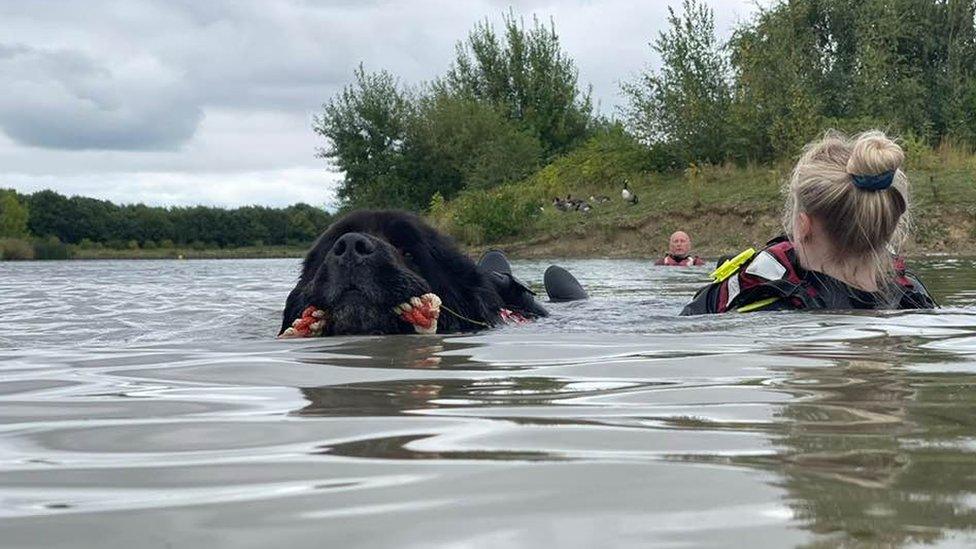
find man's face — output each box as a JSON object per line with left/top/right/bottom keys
{"left": 669, "top": 232, "right": 691, "bottom": 256}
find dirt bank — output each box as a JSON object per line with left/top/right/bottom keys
{"left": 475, "top": 207, "right": 976, "bottom": 259}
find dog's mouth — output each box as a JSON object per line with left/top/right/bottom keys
{"left": 335, "top": 287, "right": 365, "bottom": 301}
{"left": 280, "top": 292, "right": 442, "bottom": 338}
{"left": 319, "top": 284, "right": 377, "bottom": 311}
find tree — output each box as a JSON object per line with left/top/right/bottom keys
{"left": 728, "top": 0, "right": 976, "bottom": 156}
{"left": 941, "top": 0, "right": 976, "bottom": 144}
{"left": 0, "top": 189, "right": 29, "bottom": 238}
{"left": 316, "top": 69, "right": 545, "bottom": 210}
{"left": 405, "top": 94, "right": 542, "bottom": 198}
{"left": 313, "top": 64, "right": 413, "bottom": 209}
{"left": 27, "top": 190, "right": 72, "bottom": 240}
{"left": 441, "top": 12, "right": 594, "bottom": 156}
{"left": 728, "top": 1, "right": 824, "bottom": 160}
{"left": 621, "top": 0, "right": 733, "bottom": 165}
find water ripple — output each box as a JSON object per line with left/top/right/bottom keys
{"left": 1, "top": 258, "right": 975, "bottom": 547}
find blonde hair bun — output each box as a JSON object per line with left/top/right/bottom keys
{"left": 784, "top": 129, "right": 911, "bottom": 289}
{"left": 846, "top": 130, "right": 905, "bottom": 176}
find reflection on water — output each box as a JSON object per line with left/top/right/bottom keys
{"left": 768, "top": 359, "right": 976, "bottom": 546}
{"left": 0, "top": 258, "right": 975, "bottom": 547}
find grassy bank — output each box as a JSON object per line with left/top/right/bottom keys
{"left": 430, "top": 139, "right": 976, "bottom": 259}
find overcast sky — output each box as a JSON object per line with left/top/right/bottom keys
{"left": 0, "top": 0, "right": 756, "bottom": 209}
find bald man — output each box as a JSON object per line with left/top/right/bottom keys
{"left": 655, "top": 231, "right": 705, "bottom": 266}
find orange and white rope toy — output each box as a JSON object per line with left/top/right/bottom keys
{"left": 279, "top": 293, "right": 443, "bottom": 338}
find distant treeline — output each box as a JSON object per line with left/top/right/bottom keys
{"left": 319, "top": 0, "right": 976, "bottom": 214}
{"left": 0, "top": 189, "right": 332, "bottom": 252}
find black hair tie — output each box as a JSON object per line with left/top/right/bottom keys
{"left": 851, "top": 170, "right": 896, "bottom": 191}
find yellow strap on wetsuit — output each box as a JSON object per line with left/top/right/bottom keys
{"left": 736, "top": 297, "right": 779, "bottom": 313}
{"left": 709, "top": 248, "right": 757, "bottom": 282}
{"left": 709, "top": 247, "right": 779, "bottom": 312}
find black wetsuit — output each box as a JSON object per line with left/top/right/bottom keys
{"left": 681, "top": 238, "right": 936, "bottom": 315}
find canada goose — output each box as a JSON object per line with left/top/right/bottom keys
{"left": 622, "top": 181, "right": 638, "bottom": 205}
{"left": 566, "top": 195, "right": 586, "bottom": 211}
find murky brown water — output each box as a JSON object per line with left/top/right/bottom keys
{"left": 1, "top": 258, "right": 975, "bottom": 547}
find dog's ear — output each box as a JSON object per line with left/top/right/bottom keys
{"left": 279, "top": 221, "right": 345, "bottom": 335}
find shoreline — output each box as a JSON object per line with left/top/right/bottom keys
{"left": 466, "top": 210, "right": 976, "bottom": 261}
{"left": 5, "top": 208, "right": 974, "bottom": 262}
{"left": 427, "top": 149, "right": 976, "bottom": 262}
{"left": 0, "top": 245, "right": 309, "bottom": 261}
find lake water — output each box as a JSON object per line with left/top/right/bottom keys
{"left": 1, "top": 257, "right": 976, "bottom": 548}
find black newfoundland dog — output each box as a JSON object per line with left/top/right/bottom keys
{"left": 279, "top": 210, "right": 549, "bottom": 337}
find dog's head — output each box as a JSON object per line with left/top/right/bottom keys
{"left": 280, "top": 210, "right": 503, "bottom": 336}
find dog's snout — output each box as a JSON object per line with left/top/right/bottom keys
{"left": 332, "top": 232, "right": 375, "bottom": 261}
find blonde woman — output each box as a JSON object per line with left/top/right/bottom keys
{"left": 682, "top": 130, "right": 936, "bottom": 314}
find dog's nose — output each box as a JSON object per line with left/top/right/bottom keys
{"left": 332, "top": 232, "right": 375, "bottom": 260}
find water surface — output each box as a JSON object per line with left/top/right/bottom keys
{"left": 1, "top": 257, "right": 975, "bottom": 547}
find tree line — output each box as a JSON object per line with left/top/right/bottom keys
{"left": 0, "top": 188, "right": 332, "bottom": 249}
{"left": 320, "top": 0, "right": 976, "bottom": 212}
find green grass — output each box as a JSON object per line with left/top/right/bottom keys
{"left": 432, "top": 144, "right": 976, "bottom": 257}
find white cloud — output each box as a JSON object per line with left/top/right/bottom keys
{"left": 4, "top": 167, "right": 340, "bottom": 209}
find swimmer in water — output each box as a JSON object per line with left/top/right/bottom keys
{"left": 682, "top": 130, "right": 936, "bottom": 314}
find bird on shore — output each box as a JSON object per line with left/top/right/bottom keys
{"left": 621, "top": 181, "right": 638, "bottom": 205}
{"left": 553, "top": 195, "right": 592, "bottom": 213}
{"left": 567, "top": 195, "right": 586, "bottom": 210}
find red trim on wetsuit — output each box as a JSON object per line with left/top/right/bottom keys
{"left": 714, "top": 240, "right": 923, "bottom": 312}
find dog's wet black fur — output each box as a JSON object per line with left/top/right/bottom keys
{"left": 280, "top": 210, "right": 546, "bottom": 336}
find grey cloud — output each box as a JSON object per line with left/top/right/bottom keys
{"left": 0, "top": 1, "right": 466, "bottom": 150}
{"left": 0, "top": 43, "right": 202, "bottom": 150}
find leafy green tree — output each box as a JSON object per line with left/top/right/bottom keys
{"left": 123, "top": 204, "right": 173, "bottom": 245}
{"left": 728, "top": 0, "right": 976, "bottom": 156}
{"left": 27, "top": 190, "right": 73, "bottom": 240}
{"left": 621, "top": 0, "right": 733, "bottom": 165}
{"left": 285, "top": 203, "right": 332, "bottom": 242}
{"left": 941, "top": 0, "right": 976, "bottom": 144}
{"left": 728, "top": 1, "right": 824, "bottom": 160}
{"left": 0, "top": 189, "right": 29, "bottom": 238}
{"left": 313, "top": 64, "right": 413, "bottom": 209}
{"left": 403, "top": 95, "right": 542, "bottom": 201}
{"left": 441, "top": 12, "right": 594, "bottom": 156}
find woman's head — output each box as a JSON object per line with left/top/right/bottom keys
{"left": 783, "top": 130, "right": 910, "bottom": 286}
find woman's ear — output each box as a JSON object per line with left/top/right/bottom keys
{"left": 795, "top": 212, "right": 813, "bottom": 243}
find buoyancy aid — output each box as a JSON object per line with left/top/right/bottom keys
{"left": 680, "top": 237, "right": 936, "bottom": 315}
{"left": 657, "top": 254, "right": 705, "bottom": 267}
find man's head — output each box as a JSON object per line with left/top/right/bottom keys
{"left": 668, "top": 231, "right": 692, "bottom": 257}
